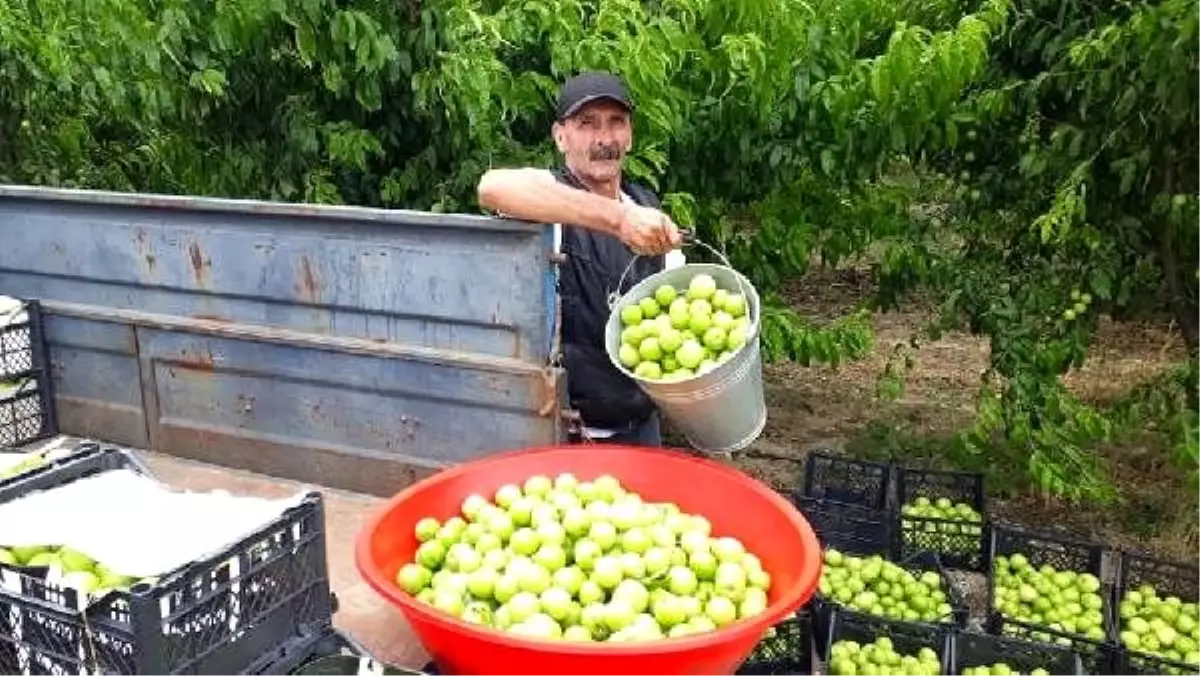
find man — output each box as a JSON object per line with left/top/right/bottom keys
{"left": 477, "top": 71, "right": 683, "bottom": 446}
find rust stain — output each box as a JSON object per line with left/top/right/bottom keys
{"left": 188, "top": 242, "right": 203, "bottom": 274}
{"left": 295, "top": 255, "right": 321, "bottom": 303}
{"left": 179, "top": 348, "right": 215, "bottom": 371}
{"left": 192, "top": 313, "right": 231, "bottom": 323}
{"left": 124, "top": 327, "right": 138, "bottom": 355}
{"left": 132, "top": 229, "right": 158, "bottom": 278}
{"left": 536, "top": 368, "right": 558, "bottom": 417}
{"left": 187, "top": 241, "right": 211, "bottom": 287}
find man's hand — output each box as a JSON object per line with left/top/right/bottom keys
{"left": 617, "top": 203, "right": 684, "bottom": 256}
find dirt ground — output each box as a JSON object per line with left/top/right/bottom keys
{"left": 709, "top": 266, "right": 1197, "bottom": 562}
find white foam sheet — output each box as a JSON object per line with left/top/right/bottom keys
{"left": 0, "top": 465, "right": 308, "bottom": 579}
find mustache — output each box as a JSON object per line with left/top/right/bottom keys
{"left": 590, "top": 145, "right": 624, "bottom": 161}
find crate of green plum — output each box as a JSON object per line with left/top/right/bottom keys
{"left": 0, "top": 444, "right": 335, "bottom": 675}
{"left": 814, "top": 549, "right": 968, "bottom": 659}
{"left": 950, "top": 631, "right": 1085, "bottom": 675}
{"left": 736, "top": 609, "right": 813, "bottom": 675}
{"left": 986, "top": 525, "right": 1116, "bottom": 674}
{"left": 893, "top": 466, "right": 989, "bottom": 573}
{"left": 1114, "top": 550, "right": 1200, "bottom": 675}
{"left": 0, "top": 298, "right": 57, "bottom": 449}
{"left": 822, "top": 606, "right": 952, "bottom": 675}
{"left": 798, "top": 451, "right": 892, "bottom": 510}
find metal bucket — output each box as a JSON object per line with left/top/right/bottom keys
{"left": 604, "top": 259, "right": 767, "bottom": 452}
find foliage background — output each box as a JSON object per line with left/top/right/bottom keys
{"left": 0, "top": 0, "right": 1196, "bottom": 526}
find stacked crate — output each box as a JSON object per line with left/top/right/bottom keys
{"left": 0, "top": 443, "right": 347, "bottom": 675}
{"left": 773, "top": 449, "right": 1200, "bottom": 675}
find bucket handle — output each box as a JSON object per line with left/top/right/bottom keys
{"left": 606, "top": 232, "right": 752, "bottom": 314}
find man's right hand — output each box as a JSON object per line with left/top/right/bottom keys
{"left": 617, "top": 203, "right": 684, "bottom": 256}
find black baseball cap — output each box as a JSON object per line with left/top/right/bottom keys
{"left": 555, "top": 71, "right": 635, "bottom": 120}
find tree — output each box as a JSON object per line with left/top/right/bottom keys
{"left": 902, "top": 0, "right": 1199, "bottom": 501}
{"left": 0, "top": 0, "right": 1194, "bottom": 503}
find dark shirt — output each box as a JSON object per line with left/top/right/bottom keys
{"left": 550, "top": 167, "right": 665, "bottom": 431}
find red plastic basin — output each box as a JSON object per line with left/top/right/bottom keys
{"left": 355, "top": 444, "right": 822, "bottom": 675}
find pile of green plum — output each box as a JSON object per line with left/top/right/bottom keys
{"left": 827, "top": 636, "right": 942, "bottom": 676}
{"left": 899, "top": 496, "right": 984, "bottom": 555}
{"left": 818, "top": 549, "right": 955, "bottom": 623}
{"left": 992, "top": 553, "right": 1107, "bottom": 643}
{"left": 393, "top": 473, "right": 773, "bottom": 642}
{"left": 1118, "top": 582, "right": 1200, "bottom": 672}
{"left": 0, "top": 544, "right": 154, "bottom": 596}
{"left": 615, "top": 273, "right": 751, "bottom": 382}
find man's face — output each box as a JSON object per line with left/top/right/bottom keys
{"left": 553, "top": 99, "right": 633, "bottom": 185}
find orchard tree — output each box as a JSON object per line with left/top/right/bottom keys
{"left": 0, "top": 0, "right": 1195, "bottom": 502}
{"left": 0, "top": 0, "right": 1008, "bottom": 370}
{"left": 898, "top": 0, "right": 1199, "bottom": 501}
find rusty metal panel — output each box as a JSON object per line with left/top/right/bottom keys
{"left": 132, "top": 326, "right": 564, "bottom": 495}
{"left": 41, "top": 314, "right": 149, "bottom": 448}
{"left": 0, "top": 185, "right": 566, "bottom": 495}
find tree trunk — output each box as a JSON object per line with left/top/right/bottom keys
{"left": 1159, "top": 237, "right": 1198, "bottom": 354}
{"left": 1161, "top": 165, "right": 1200, "bottom": 413}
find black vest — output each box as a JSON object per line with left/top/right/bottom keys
{"left": 552, "top": 167, "right": 665, "bottom": 430}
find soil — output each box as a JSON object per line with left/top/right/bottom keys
{"left": 678, "top": 265, "right": 1197, "bottom": 563}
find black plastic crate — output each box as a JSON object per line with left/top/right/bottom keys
{"left": 0, "top": 441, "right": 145, "bottom": 493}
{"left": 0, "top": 299, "right": 56, "bottom": 449}
{"left": 798, "top": 451, "right": 891, "bottom": 510}
{"left": 0, "top": 445, "right": 334, "bottom": 675}
{"left": 985, "top": 621, "right": 1118, "bottom": 676}
{"left": 1119, "top": 644, "right": 1200, "bottom": 675}
{"left": 814, "top": 551, "right": 969, "bottom": 659}
{"left": 986, "top": 525, "right": 1116, "bottom": 674}
{"left": 795, "top": 495, "right": 894, "bottom": 557}
{"left": 737, "top": 609, "right": 813, "bottom": 675}
{"left": 0, "top": 441, "right": 115, "bottom": 493}
{"left": 1114, "top": 550, "right": 1200, "bottom": 675}
{"left": 894, "top": 466, "right": 989, "bottom": 573}
{"left": 820, "top": 606, "right": 952, "bottom": 675}
{"left": 950, "top": 631, "right": 1085, "bottom": 675}
{"left": 0, "top": 610, "right": 15, "bottom": 676}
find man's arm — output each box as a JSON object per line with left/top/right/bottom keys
{"left": 477, "top": 168, "right": 623, "bottom": 235}
{"left": 477, "top": 167, "right": 683, "bottom": 255}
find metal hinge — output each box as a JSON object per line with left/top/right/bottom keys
{"left": 560, "top": 407, "right": 583, "bottom": 435}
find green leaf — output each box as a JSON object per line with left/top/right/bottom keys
{"left": 1089, "top": 269, "right": 1113, "bottom": 300}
